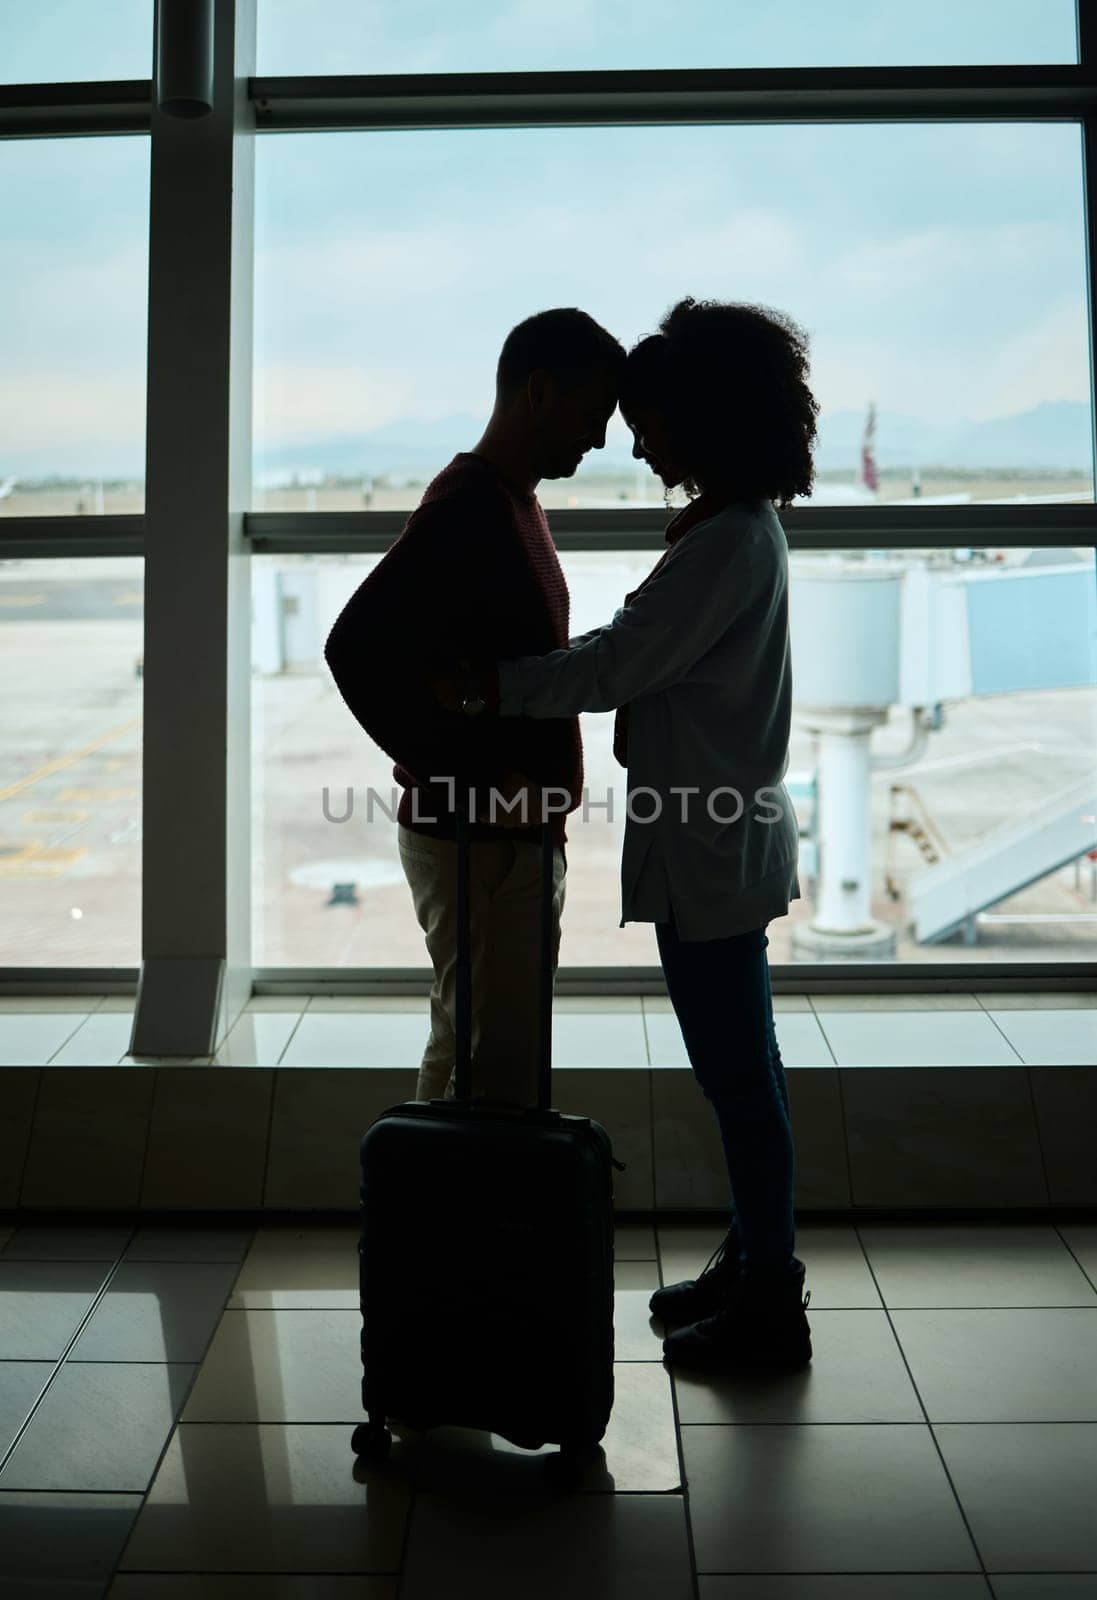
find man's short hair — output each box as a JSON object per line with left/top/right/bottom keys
{"left": 497, "top": 308, "right": 625, "bottom": 395}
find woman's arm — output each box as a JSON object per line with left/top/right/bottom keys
{"left": 499, "top": 520, "right": 761, "bottom": 719}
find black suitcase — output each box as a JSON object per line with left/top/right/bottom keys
{"left": 352, "top": 809, "right": 621, "bottom": 1466}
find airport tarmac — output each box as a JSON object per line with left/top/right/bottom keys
{"left": 1, "top": 557, "right": 1093, "bottom": 971}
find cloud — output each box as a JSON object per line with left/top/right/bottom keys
{"left": 254, "top": 362, "right": 418, "bottom": 448}
{"left": 0, "top": 370, "right": 145, "bottom": 475}
{"left": 972, "top": 300, "right": 1091, "bottom": 419}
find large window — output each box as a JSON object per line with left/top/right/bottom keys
{"left": 253, "top": 124, "right": 1093, "bottom": 514}
{"left": 0, "top": 137, "right": 150, "bottom": 516}
{"left": 7, "top": 5, "right": 1097, "bottom": 988}
{"left": 256, "top": 0, "right": 1078, "bottom": 75}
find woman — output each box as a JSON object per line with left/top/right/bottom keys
{"left": 466, "top": 296, "right": 815, "bottom": 1372}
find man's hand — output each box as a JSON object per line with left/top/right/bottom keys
{"left": 480, "top": 770, "right": 545, "bottom": 828}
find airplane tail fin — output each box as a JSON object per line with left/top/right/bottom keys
{"left": 861, "top": 402, "right": 880, "bottom": 494}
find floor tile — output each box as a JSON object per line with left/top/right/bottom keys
{"left": 0, "top": 1362, "right": 194, "bottom": 1491}
{"left": 774, "top": 1014, "right": 838, "bottom": 1066}
{"left": 988, "top": 1580, "right": 1097, "bottom": 1597}
{"left": 48, "top": 1009, "right": 136, "bottom": 1066}
{"left": 141, "top": 1068, "right": 273, "bottom": 1208}
{"left": 651, "top": 1069, "right": 730, "bottom": 1208}
{"left": 212, "top": 1010, "right": 303, "bottom": 1067}
{"left": 674, "top": 1310, "right": 921, "bottom": 1424}
{"left": 0, "top": 1491, "right": 141, "bottom": 1585}
{"left": 183, "top": 1309, "right": 360, "bottom": 1423}
{"left": 120, "top": 1424, "right": 412, "bottom": 1573}
{"left": 230, "top": 1227, "right": 359, "bottom": 1310}
{"left": 108, "top": 1580, "right": 398, "bottom": 1598}
{"left": 657, "top": 1223, "right": 882, "bottom": 1309}
{"left": 0, "top": 998, "right": 96, "bottom": 1012}
{"left": 1, "top": 1227, "right": 131, "bottom": 1261}
{"left": 644, "top": 1010, "right": 833, "bottom": 1067}
{"left": 0, "top": 1014, "right": 88, "bottom": 1066}
{"left": 818, "top": 1010, "right": 1021, "bottom": 1066}
{"left": 683, "top": 1422, "right": 979, "bottom": 1573}
{"left": 400, "top": 1488, "right": 693, "bottom": 1599}
{"left": 893, "top": 1309, "right": 1097, "bottom": 1421}
{"left": 643, "top": 1009, "right": 687, "bottom": 1067}
{"left": 1057, "top": 1223, "right": 1097, "bottom": 1286}
{"left": 245, "top": 994, "right": 313, "bottom": 1012}
{"left": 613, "top": 1290, "right": 668, "bottom": 1361}
{"left": 613, "top": 1222, "right": 657, "bottom": 1260}
{"left": 96, "top": 996, "right": 137, "bottom": 1013}
{"left": 936, "top": 1423, "right": 1097, "bottom": 1571}
{"left": 644, "top": 994, "right": 813, "bottom": 1014}
{"left": 810, "top": 994, "right": 982, "bottom": 1012}
{"left": 71, "top": 1262, "right": 239, "bottom": 1362}
{"left": 1030, "top": 1068, "right": 1097, "bottom": 1203}
{"left": 19, "top": 1068, "right": 156, "bottom": 1209}
{"left": 264, "top": 1071, "right": 416, "bottom": 1208}
{"left": 0, "top": 1579, "right": 105, "bottom": 1598}
{"left": 985, "top": 1010, "right": 1096, "bottom": 1066}
{"left": 699, "top": 1581, "right": 990, "bottom": 1598}
{"left": 0, "top": 1070, "right": 38, "bottom": 1207}
{"left": 859, "top": 1224, "right": 1097, "bottom": 1308}
{"left": 404, "top": 1359, "right": 681, "bottom": 1494}
{"left": 0, "top": 1363, "right": 52, "bottom": 1457}
{"left": 786, "top": 1068, "right": 853, "bottom": 1207}
{"left": 614, "top": 1261, "right": 658, "bottom": 1290}
{"left": 553, "top": 1010, "right": 648, "bottom": 1066}
{"left": 974, "top": 991, "right": 1097, "bottom": 1010}
{"left": 279, "top": 1012, "right": 427, "bottom": 1069}
{"left": 0, "top": 1263, "right": 108, "bottom": 1360}
{"left": 554, "top": 996, "right": 644, "bottom": 1012}
{"left": 124, "top": 1228, "right": 255, "bottom": 1263}
{"left": 551, "top": 1067, "right": 654, "bottom": 1209}
{"left": 844, "top": 1068, "right": 1046, "bottom": 1207}
{"left": 306, "top": 997, "right": 429, "bottom": 1013}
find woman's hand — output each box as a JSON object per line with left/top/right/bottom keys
{"left": 433, "top": 658, "right": 476, "bottom": 712}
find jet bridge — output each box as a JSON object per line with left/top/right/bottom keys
{"left": 790, "top": 552, "right": 1096, "bottom": 957}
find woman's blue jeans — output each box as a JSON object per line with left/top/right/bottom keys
{"left": 655, "top": 918, "right": 797, "bottom": 1275}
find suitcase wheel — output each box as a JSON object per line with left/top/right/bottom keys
{"left": 351, "top": 1421, "right": 392, "bottom": 1462}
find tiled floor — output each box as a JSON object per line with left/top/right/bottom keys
{"left": 0, "top": 1218, "right": 1095, "bottom": 1597}
{"left": 0, "top": 991, "right": 1094, "bottom": 1067}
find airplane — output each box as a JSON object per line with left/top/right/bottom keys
{"left": 0, "top": 476, "right": 16, "bottom": 501}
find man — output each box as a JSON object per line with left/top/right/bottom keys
{"left": 324, "top": 308, "right": 623, "bottom": 1105}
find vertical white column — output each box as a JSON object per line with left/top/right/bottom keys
{"left": 813, "top": 714, "right": 879, "bottom": 933}
{"left": 131, "top": 0, "right": 257, "bottom": 1056}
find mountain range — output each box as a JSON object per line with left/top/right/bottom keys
{"left": 254, "top": 399, "right": 1093, "bottom": 484}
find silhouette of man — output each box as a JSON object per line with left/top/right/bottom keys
{"left": 325, "top": 308, "right": 623, "bottom": 1105}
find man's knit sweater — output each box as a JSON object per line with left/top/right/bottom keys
{"left": 324, "top": 452, "right": 582, "bottom": 846}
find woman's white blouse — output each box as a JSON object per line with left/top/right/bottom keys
{"left": 497, "top": 499, "right": 801, "bottom": 940}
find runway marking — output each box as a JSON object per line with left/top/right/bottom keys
{"left": 0, "top": 717, "right": 142, "bottom": 804}
{"left": 21, "top": 809, "right": 89, "bottom": 825}
{"left": 0, "top": 843, "right": 87, "bottom": 877}
{"left": 0, "top": 593, "right": 45, "bottom": 607}
{"left": 871, "top": 741, "right": 1044, "bottom": 779}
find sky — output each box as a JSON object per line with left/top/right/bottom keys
{"left": 0, "top": 0, "right": 1091, "bottom": 480}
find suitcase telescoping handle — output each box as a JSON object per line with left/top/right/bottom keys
{"left": 453, "top": 793, "right": 555, "bottom": 1111}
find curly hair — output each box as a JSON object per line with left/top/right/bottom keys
{"left": 620, "top": 297, "right": 818, "bottom": 508}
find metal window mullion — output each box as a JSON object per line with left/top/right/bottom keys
{"left": 250, "top": 64, "right": 1097, "bottom": 133}
{"left": 0, "top": 80, "right": 151, "bottom": 137}
{"left": 242, "top": 505, "right": 1097, "bottom": 558}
